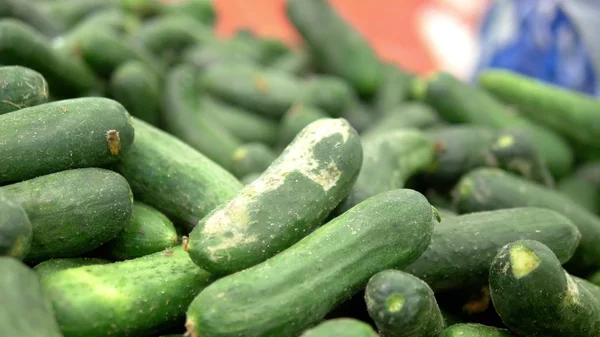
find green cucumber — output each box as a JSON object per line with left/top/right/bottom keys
{"left": 439, "top": 324, "right": 514, "bottom": 337}
{"left": 94, "top": 202, "right": 178, "bottom": 260}
{"left": 163, "top": 0, "right": 215, "bottom": 26}
{"left": 271, "top": 49, "right": 311, "bottom": 75}
{"left": 187, "top": 118, "right": 362, "bottom": 275}
{"left": 34, "top": 257, "right": 111, "bottom": 280}
{"left": 230, "top": 143, "right": 277, "bottom": 178}
{"left": 41, "top": 0, "right": 110, "bottom": 30}
{"left": 185, "top": 189, "right": 435, "bottom": 337}
{"left": 404, "top": 207, "right": 580, "bottom": 292}
{"left": 0, "top": 97, "right": 135, "bottom": 184}
{"left": 0, "top": 190, "right": 31, "bottom": 259}
{"left": 557, "top": 175, "right": 600, "bottom": 214}
{"left": 0, "top": 66, "right": 48, "bottom": 115}
{"left": 181, "top": 40, "right": 262, "bottom": 70}
{"left": 115, "top": 117, "right": 242, "bottom": 232}
{"left": 0, "top": 0, "right": 63, "bottom": 37}
{"left": 373, "top": 63, "right": 413, "bottom": 114}
{"left": 69, "top": 8, "right": 140, "bottom": 36}
{"left": 300, "top": 319, "right": 379, "bottom": 337}
{"left": 277, "top": 103, "right": 328, "bottom": 149}
{"left": 489, "top": 240, "right": 600, "bottom": 336}
{"left": 110, "top": 60, "right": 161, "bottom": 126}
{"left": 254, "top": 38, "right": 292, "bottom": 65}
{"left": 341, "top": 98, "right": 374, "bottom": 133}
{"left": 338, "top": 129, "right": 434, "bottom": 212}
{"left": 365, "top": 269, "right": 445, "bottom": 337}
{"left": 43, "top": 246, "right": 214, "bottom": 337}
{"left": 297, "top": 75, "right": 353, "bottom": 116}
{"left": 1, "top": 168, "right": 133, "bottom": 263}
{"left": 576, "top": 161, "right": 600, "bottom": 186}
{"left": 453, "top": 168, "right": 600, "bottom": 274}
{"left": 286, "top": 0, "right": 381, "bottom": 96}
{"left": 362, "top": 102, "right": 442, "bottom": 137}
{"left": 0, "top": 257, "right": 64, "bottom": 337}
{"left": 412, "top": 72, "right": 573, "bottom": 177}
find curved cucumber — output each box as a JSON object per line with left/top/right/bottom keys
{"left": 0, "top": 97, "right": 135, "bottom": 184}
{"left": 277, "top": 103, "right": 328, "bottom": 149}
{"left": 404, "top": 207, "right": 580, "bottom": 292}
{"left": 187, "top": 118, "right": 362, "bottom": 275}
{"left": 0, "top": 66, "right": 48, "bottom": 115}
{"left": 185, "top": 189, "right": 435, "bottom": 337}
{"left": 43, "top": 246, "right": 214, "bottom": 337}
{"left": 363, "top": 102, "right": 442, "bottom": 137}
{"left": 300, "top": 319, "right": 379, "bottom": 337}
{"left": 230, "top": 143, "right": 277, "bottom": 178}
{"left": 34, "top": 257, "right": 111, "bottom": 280}
{"left": 489, "top": 240, "right": 600, "bottom": 337}
{"left": 0, "top": 190, "right": 31, "bottom": 259}
{"left": 439, "top": 324, "right": 514, "bottom": 337}
{"left": 1, "top": 168, "right": 133, "bottom": 263}
{"left": 365, "top": 270, "right": 445, "bottom": 337}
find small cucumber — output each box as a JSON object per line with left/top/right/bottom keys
{"left": 439, "top": 324, "right": 514, "bottom": 337}
{"left": 297, "top": 75, "right": 354, "bottom": 116}
{"left": 187, "top": 118, "right": 362, "bottom": 275}
{"left": 489, "top": 240, "right": 600, "bottom": 336}
{"left": 365, "top": 270, "right": 445, "bottom": 337}
{"left": 43, "top": 246, "right": 214, "bottom": 337}
{"left": 270, "top": 49, "right": 311, "bottom": 75}
{"left": 557, "top": 175, "right": 600, "bottom": 214}
{"left": 181, "top": 40, "right": 262, "bottom": 70}
{"left": 34, "top": 257, "right": 111, "bottom": 280}
{"left": 0, "top": 0, "right": 63, "bottom": 37}
{"left": 0, "top": 97, "right": 135, "bottom": 185}
{"left": 277, "top": 103, "right": 328, "bottom": 149}
{"left": 185, "top": 189, "right": 435, "bottom": 337}
{"left": 0, "top": 190, "right": 32, "bottom": 259}
{"left": 373, "top": 63, "right": 413, "bottom": 115}
{"left": 163, "top": 0, "right": 216, "bottom": 26}
{"left": 0, "top": 66, "right": 49, "bottom": 115}
{"left": 362, "top": 102, "right": 442, "bottom": 137}
{"left": 115, "top": 117, "right": 243, "bottom": 233}
{"left": 230, "top": 143, "right": 277, "bottom": 178}
{"left": 300, "top": 319, "right": 379, "bottom": 337}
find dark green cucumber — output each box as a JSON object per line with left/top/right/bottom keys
{"left": 277, "top": 103, "right": 328, "bottom": 149}
{"left": 0, "top": 66, "right": 48, "bottom": 115}
{"left": 286, "top": 0, "right": 381, "bottom": 97}
{"left": 300, "top": 319, "right": 379, "bottom": 337}
{"left": 115, "top": 117, "right": 243, "bottom": 232}
{"left": 362, "top": 102, "right": 442, "bottom": 137}
{"left": 453, "top": 168, "right": 600, "bottom": 273}
{"left": 94, "top": 202, "right": 178, "bottom": 260}
{"left": 69, "top": 7, "right": 140, "bottom": 35}
{"left": 338, "top": 129, "right": 434, "bottom": 212}
{"left": 34, "top": 257, "right": 110, "bottom": 280}
{"left": 412, "top": 71, "right": 573, "bottom": 177}
{"left": 187, "top": 118, "right": 362, "bottom": 275}
{"left": 0, "top": 190, "right": 31, "bottom": 259}
{"left": 489, "top": 240, "right": 600, "bottom": 336}
{"left": 0, "top": 257, "right": 64, "bottom": 337}
{"left": 43, "top": 246, "right": 214, "bottom": 337}
{"left": 341, "top": 97, "right": 375, "bottom": 133}
{"left": 270, "top": 49, "right": 311, "bottom": 75}
{"left": 0, "top": 97, "right": 135, "bottom": 184}
{"left": 0, "top": 0, "right": 63, "bottom": 36}
{"left": 297, "top": 75, "right": 354, "bottom": 116}
{"left": 164, "top": 64, "right": 241, "bottom": 170}
{"left": 230, "top": 143, "right": 277, "bottom": 178}
{"left": 439, "top": 324, "right": 514, "bottom": 337}
{"left": 557, "top": 175, "right": 600, "bottom": 214}
{"left": 0, "top": 19, "right": 99, "bottom": 97}
{"left": 404, "top": 207, "right": 580, "bottom": 292}
{"left": 40, "top": 0, "right": 110, "bottom": 30}
{"left": 373, "top": 63, "right": 413, "bottom": 114}
{"left": 254, "top": 38, "right": 292, "bottom": 65}
{"left": 365, "top": 269, "right": 445, "bottom": 337}
{"left": 185, "top": 189, "right": 435, "bottom": 337}
{"left": 1, "top": 168, "right": 133, "bottom": 263}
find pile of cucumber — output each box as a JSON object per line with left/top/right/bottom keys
{"left": 2, "top": 0, "right": 600, "bottom": 336}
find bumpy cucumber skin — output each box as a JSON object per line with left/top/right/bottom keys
{"left": 363, "top": 102, "right": 442, "bottom": 137}
{"left": 187, "top": 118, "right": 362, "bottom": 275}
{"left": 0, "top": 66, "right": 48, "bottom": 115}
{"left": 115, "top": 117, "right": 243, "bottom": 233}
{"left": 0, "top": 257, "right": 64, "bottom": 337}
{"left": 297, "top": 75, "right": 354, "bottom": 116}
{"left": 373, "top": 63, "right": 413, "bottom": 114}
{"left": 96, "top": 202, "right": 178, "bottom": 260}
{"left": 277, "top": 103, "right": 328, "bottom": 149}
{"left": 365, "top": 270, "right": 445, "bottom": 337}
{"left": 0, "top": 191, "right": 32, "bottom": 259}
{"left": 185, "top": 189, "right": 435, "bottom": 337}
{"left": 557, "top": 175, "right": 600, "bottom": 214}
{"left": 110, "top": 60, "right": 161, "bottom": 126}
{"left": 0, "top": 0, "right": 63, "bottom": 37}
{"left": 299, "top": 319, "right": 379, "bottom": 337}
{"left": 230, "top": 143, "right": 277, "bottom": 178}
{"left": 43, "top": 246, "right": 214, "bottom": 337}
{"left": 0, "top": 97, "right": 135, "bottom": 185}
{"left": 405, "top": 207, "right": 580, "bottom": 292}
{"left": 454, "top": 168, "right": 600, "bottom": 274}
{"left": 34, "top": 258, "right": 110, "bottom": 280}
{"left": 439, "top": 323, "right": 514, "bottom": 337}
{"left": 490, "top": 240, "right": 600, "bottom": 337}
{"left": 286, "top": 0, "right": 381, "bottom": 97}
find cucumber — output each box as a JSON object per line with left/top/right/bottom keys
{"left": 230, "top": 143, "right": 277, "bottom": 178}
{"left": 0, "top": 190, "right": 31, "bottom": 259}
{"left": 412, "top": 71, "right": 573, "bottom": 177}
{"left": 404, "top": 207, "right": 580, "bottom": 292}
{"left": 0, "top": 257, "right": 64, "bottom": 337}
{"left": 163, "top": 0, "right": 215, "bottom": 26}
{"left": 341, "top": 98, "right": 374, "bottom": 133}
{"left": 110, "top": 60, "right": 161, "bottom": 126}
{"left": 187, "top": 118, "right": 362, "bottom": 275}
{"left": 181, "top": 40, "right": 262, "bottom": 70}
{"left": 286, "top": 0, "right": 381, "bottom": 96}
{"left": 254, "top": 38, "right": 292, "bottom": 65}
{"left": 43, "top": 246, "right": 214, "bottom": 337}
{"left": 69, "top": 8, "right": 140, "bottom": 36}
{"left": 0, "top": 66, "right": 48, "bottom": 115}
{"left": 0, "top": 0, "right": 63, "bottom": 37}
{"left": 0, "top": 97, "right": 135, "bottom": 185}
{"left": 240, "top": 173, "right": 261, "bottom": 185}
{"left": 557, "top": 175, "right": 600, "bottom": 214}
{"left": 34, "top": 257, "right": 110, "bottom": 280}
{"left": 271, "top": 49, "right": 311, "bottom": 75}
{"left": 277, "top": 103, "right": 328, "bottom": 149}
{"left": 373, "top": 63, "right": 413, "bottom": 114}
{"left": 115, "top": 117, "right": 243, "bottom": 233}
{"left": 1, "top": 168, "right": 133, "bottom": 263}
{"left": 439, "top": 324, "right": 514, "bottom": 337}
{"left": 300, "top": 319, "right": 379, "bottom": 337}
{"left": 0, "top": 19, "right": 99, "bottom": 97}
{"left": 94, "top": 202, "right": 178, "bottom": 260}
{"left": 297, "top": 75, "right": 353, "bottom": 116}
{"left": 185, "top": 189, "right": 435, "bottom": 337}
{"left": 453, "top": 168, "right": 600, "bottom": 274}
{"left": 338, "top": 129, "right": 434, "bottom": 212}
{"left": 365, "top": 269, "right": 445, "bottom": 337}
{"left": 489, "top": 240, "right": 600, "bottom": 336}
{"left": 362, "top": 102, "right": 442, "bottom": 137}
{"left": 40, "top": 0, "right": 110, "bottom": 30}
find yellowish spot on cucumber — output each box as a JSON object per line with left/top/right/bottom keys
{"left": 106, "top": 129, "right": 121, "bottom": 156}
{"left": 385, "top": 293, "right": 405, "bottom": 312}
{"left": 457, "top": 179, "right": 474, "bottom": 199}
{"left": 254, "top": 76, "right": 269, "bottom": 93}
{"left": 233, "top": 147, "right": 249, "bottom": 161}
{"left": 431, "top": 206, "right": 442, "bottom": 223}
{"left": 509, "top": 244, "right": 541, "bottom": 279}
{"left": 494, "top": 135, "right": 514, "bottom": 148}
{"left": 70, "top": 269, "right": 121, "bottom": 298}
{"left": 41, "top": 81, "right": 48, "bottom": 98}
{"left": 182, "top": 236, "right": 189, "bottom": 251}
{"left": 410, "top": 77, "right": 428, "bottom": 100}
{"left": 563, "top": 272, "right": 580, "bottom": 307}
{"left": 60, "top": 105, "right": 68, "bottom": 113}
{"left": 184, "top": 320, "right": 198, "bottom": 337}
{"left": 8, "top": 236, "right": 28, "bottom": 258}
